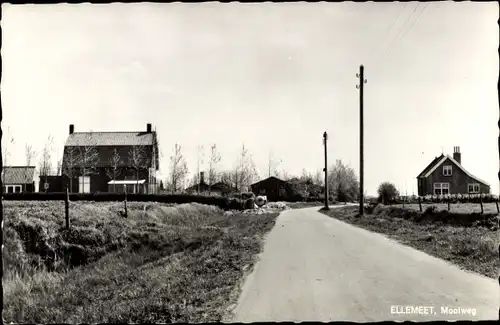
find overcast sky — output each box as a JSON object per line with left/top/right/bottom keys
{"left": 2, "top": 2, "right": 499, "bottom": 195}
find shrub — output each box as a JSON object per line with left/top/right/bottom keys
{"left": 377, "top": 182, "right": 399, "bottom": 204}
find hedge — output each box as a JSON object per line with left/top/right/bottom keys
{"left": 2, "top": 192, "right": 245, "bottom": 211}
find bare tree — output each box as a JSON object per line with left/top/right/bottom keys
{"left": 313, "top": 169, "right": 324, "bottom": 186}
{"left": 38, "top": 135, "right": 54, "bottom": 192}
{"left": 2, "top": 126, "right": 15, "bottom": 167}
{"left": 129, "top": 145, "right": 150, "bottom": 194}
{"left": 106, "top": 148, "right": 123, "bottom": 192}
{"left": 77, "top": 132, "right": 99, "bottom": 193}
{"left": 169, "top": 143, "right": 188, "bottom": 193}
{"left": 268, "top": 151, "right": 282, "bottom": 178}
{"left": 196, "top": 145, "right": 205, "bottom": 193}
{"left": 235, "top": 144, "right": 258, "bottom": 193}
{"left": 62, "top": 146, "right": 79, "bottom": 193}
{"left": 56, "top": 157, "right": 62, "bottom": 176}
{"left": 25, "top": 143, "right": 37, "bottom": 166}
{"left": 279, "top": 169, "right": 291, "bottom": 181}
{"left": 208, "top": 144, "right": 221, "bottom": 194}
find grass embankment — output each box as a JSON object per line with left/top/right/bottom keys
{"left": 320, "top": 205, "right": 499, "bottom": 279}
{"left": 3, "top": 200, "right": 279, "bottom": 323}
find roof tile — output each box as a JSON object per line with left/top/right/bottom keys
{"left": 2, "top": 166, "right": 36, "bottom": 185}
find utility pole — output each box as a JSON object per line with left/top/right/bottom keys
{"left": 323, "top": 131, "right": 329, "bottom": 210}
{"left": 356, "top": 65, "right": 367, "bottom": 216}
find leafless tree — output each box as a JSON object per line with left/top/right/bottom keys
{"left": 235, "top": 144, "right": 258, "bottom": 192}
{"left": 268, "top": 151, "right": 282, "bottom": 178}
{"left": 169, "top": 143, "right": 188, "bottom": 193}
{"left": 196, "top": 145, "right": 205, "bottom": 193}
{"left": 208, "top": 144, "right": 221, "bottom": 194}
{"left": 56, "top": 157, "right": 62, "bottom": 176}
{"left": 25, "top": 143, "right": 37, "bottom": 166}
{"left": 38, "top": 135, "right": 54, "bottom": 192}
{"left": 128, "top": 145, "right": 149, "bottom": 194}
{"left": 313, "top": 169, "right": 324, "bottom": 186}
{"left": 77, "top": 132, "right": 100, "bottom": 193}
{"left": 106, "top": 148, "right": 123, "bottom": 192}
{"left": 279, "top": 169, "right": 291, "bottom": 181}
{"left": 2, "top": 126, "right": 15, "bottom": 167}
{"left": 62, "top": 146, "right": 79, "bottom": 192}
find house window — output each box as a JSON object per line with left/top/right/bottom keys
{"left": 5, "top": 185, "right": 21, "bottom": 193}
{"left": 259, "top": 188, "right": 266, "bottom": 194}
{"left": 443, "top": 165, "right": 452, "bottom": 176}
{"left": 468, "top": 183, "right": 480, "bottom": 194}
{"left": 78, "top": 176, "right": 91, "bottom": 193}
{"left": 433, "top": 183, "right": 449, "bottom": 195}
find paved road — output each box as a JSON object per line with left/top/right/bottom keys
{"left": 231, "top": 206, "right": 499, "bottom": 322}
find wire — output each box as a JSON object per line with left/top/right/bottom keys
{"left": 371, "top": 2, "right": 421, "bottom": 66}
{"left": 368, "top": 3, "right": 408, "bottom": 63}
{"left": 381, "top": 3, "right": 429, "bottom": 64}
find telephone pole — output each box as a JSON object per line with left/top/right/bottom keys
{"left": 356, "top": 65, "right": 367, "bottom": 216}
{"left": 323, "top": 131, "right": 329, "bottom": 210}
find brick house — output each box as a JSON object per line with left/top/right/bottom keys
{"left": 416, "top": 146, "right": 490, "bottom": 196}
{"left": 61, "top": 123, "right": 160, "bottom": 194}
{"left": 2, "top": 166, "right": 36, "bottom": 193}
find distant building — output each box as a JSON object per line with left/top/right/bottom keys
{"left": 185, "top": 172, "right": 234, "bottom": 196}
{"left": 61, "top": 123, "right": 160, "bottom": 194}
{"left": 416, "top": 146, "right": 490, "bottom": 196}
{"left": 250, "top": 176, "right": 290, "bottom": 201}
{"left": 2, "top": 166, "right": 36, "bottom": 193}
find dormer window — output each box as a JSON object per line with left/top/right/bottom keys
{"left": 443, "top": 165, "right": 452, "bottom": 176}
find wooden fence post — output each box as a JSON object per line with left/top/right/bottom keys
{"left": 447, "top": 198, "right": 450, "bottom": 212}
{"left": 65, "top": 187, "right": 70, "bottom": 229}
{"left": 498, "top": 244, "right": 500, "bottom": 320}
{"left": 124, "top": 191, "right": 128, "bottom": 218}
{"left": 480, "top": 195, "right": 484, "bottom": 214}
{"left": 496, "top": 199, "right": 499, "bottom": 213}
{"left": 418, "top": 196, "right": 422, "bottom": 212}
{"left": 402, "top": 196, "right": 405, "bottom": 209}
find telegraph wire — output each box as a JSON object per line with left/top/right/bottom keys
{"left": 371, "top": 2, "right": 421, "bottom": 66}
{"left": 368, "top": 3, "right": 408, "bottom": 64}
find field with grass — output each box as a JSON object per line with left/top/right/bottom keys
{"left": 3, "top": 200, "right": 279, "bottom": 323}
{"left": 392, "top": 202, "right": 499, "bottom": 214}
{"left": 320, "top": 205, "right": 499, "bottom": 279}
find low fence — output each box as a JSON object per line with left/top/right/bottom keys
{"left": 367, "top": 194, "right": 500, "bottom": 214}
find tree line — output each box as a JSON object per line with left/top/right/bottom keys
{"left": 3, "top": 127, "right": 361, "bottom": 200}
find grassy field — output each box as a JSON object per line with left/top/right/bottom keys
{"left": 392, "top": 202, "right": 499, "bottom": 214}
{"left": 3, "top": 200, "right": 279, "bottom": 323}
{"left": 320, "top": 205, "right": 499, "bottom": 279}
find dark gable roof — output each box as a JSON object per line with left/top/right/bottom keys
{"left": 251, "top": 176, "right": 287, "bottom": 187}
{"left": 2, "top": 166, "right": 36, "bottom": 185}
{"left": 65, "top": 132, "right": 154, "bottom": 147}
{"left": 416, "top": 154, "right": 444, "bottom": 178}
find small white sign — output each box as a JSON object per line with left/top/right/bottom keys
{"left": 44, "top": 183, "right": 49, "bottom": 190}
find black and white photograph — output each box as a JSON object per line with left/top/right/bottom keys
{"left": 1, "top": 1, "right": 499, "bottom": 322}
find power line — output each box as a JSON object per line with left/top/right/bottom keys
{"left": 380, "top": 3, "right": 429, "bottom": 64}
{"left": 369, "top": 3, "right": 408, "bottom": 63}
{"left": 372, "top": 2, "right": 421, "bottom": 65}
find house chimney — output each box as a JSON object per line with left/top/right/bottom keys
{"left": 69, "top": 124, "right": 74, "bottom": 134}
{"left": 200, "top": 171, "right": 205, "bottom": 184}
{"left": 147, "top": 123, "right": 152, "bottom": 133}
{"left": 453, "top": 146, "right": 461, "bottom": 164}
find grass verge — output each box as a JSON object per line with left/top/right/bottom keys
{"left": 319, "top": 205, "right": 499, "bottom": 279}
{"left": 3, "top": 200, "right": 279, "bottom": 323}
